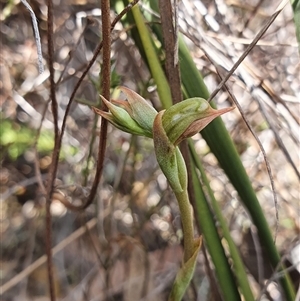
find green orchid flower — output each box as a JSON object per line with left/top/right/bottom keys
{"left": 93, "top": 87, "right": 157, "bottom": 138}
{"left": 161, "top": 97, "right": 235, "bottom": 146}
{"left": 153, "top": 98, "right": 234, "bottom": 193}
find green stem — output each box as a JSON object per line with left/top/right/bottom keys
{"left": 174, "top": 189, "right": 194, "bottom": 263}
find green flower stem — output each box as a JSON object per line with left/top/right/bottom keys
{"left": 174, "top": 189, "right": 195, "bottom": 263}
{"left": 153, "top": 112, "right": 195, "bottom": 263}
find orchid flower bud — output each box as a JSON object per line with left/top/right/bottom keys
{"left": 93, "top": 87, "right": 157, "bottom": 138}
{"left": 119, "top": 87, "right": 157, "bottom": 135}
{"left": 93, "top": 97, "right": 149, "bottom": 137}
{"left": 161, "top": 97, "right": 235, "bottom": 146}
{"left": 153, "top": 97, "right": 234, "bottom": 193}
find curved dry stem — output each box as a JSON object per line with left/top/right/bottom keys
{"left": 47, "top": 0, "right": 140, "bottom": 212}
{"left": 46, "top": 0, "right": 59, "bottom": 299}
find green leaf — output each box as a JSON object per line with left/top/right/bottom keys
{"left": 129, "top": 1, "right": 173, "bottom": 109}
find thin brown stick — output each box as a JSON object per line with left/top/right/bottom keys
{"left": 158, "top": 0, "right": 181, "bottom": 104}
{"left": 46, "top": 0, "right": 59, "bottom": 299}
{"left": 86, "top": 0, "right": 111, "bottom": 216}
